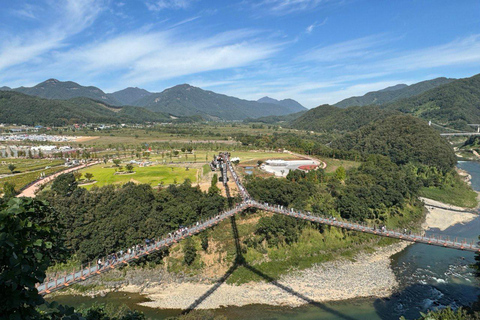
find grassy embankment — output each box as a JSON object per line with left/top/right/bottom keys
{"left": 419, "top": 175, "right": 478, "bottom": 208}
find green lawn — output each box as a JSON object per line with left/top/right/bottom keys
{"left": 419, "top": 185, "right": 478, "bottom": 208}
{"left": 79, "top": 164, "right": 198, "bottom": 189}
{"left": 0, "top": 158, "right": 64, "bottom": 174}
{"left": 322, "top": 158, "right": 361, "bottom": 174}
{"left": 0, "top": 166, "right": 66, "bottom": 192}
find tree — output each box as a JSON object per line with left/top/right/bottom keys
{"left": 52, "top": 173, "right": 78, "bottom": 197}
{"left": 3, "top": 182, "right": 16, "bottom": 200}
{"left": 335, "top": 166, "right": 347, "bottom": 181}
{"left": 8, "top": 164, "right": 16, "bottom": 173}
{"left": 183, "top": 238, "right": 197, "bottom": 266}
{"left": 126, "top": 164, "right": 134, "bottom": 172}
{"left": 73, "top": 171, "right": 82, "bottom": 181}
{"left": 0, "top": 198, "right": 66, "bottom": 319}
{"left": 200, "top": 232, "right": 209, "bottom": 252}
{"left": 208, "top": 174, "right": 220, "bottom": 195}
{"left": 113, "top": 159, "right": 121, "bottom": 167}
{"left": 84, "top": 173, "right": 94, "bottom": 181}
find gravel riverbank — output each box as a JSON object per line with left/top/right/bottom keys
{"left": 114, "top": 242, "right": 410, "bottom": 309}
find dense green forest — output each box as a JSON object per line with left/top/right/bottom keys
{"left": 246, "top": 155, "right": 422, "bottom": 225}
{"left": 330, "top": 115, "right": 457, "bottom": 171}
{"left": 0, "top": 91, "right": 172, "bottom": 126}
{"left": 290, "top": 104, "right": 398, "bottom": 133}
{"left": 383, "top": 73, "right": 480, "bottom": 130}
{"left": 39, "top": 178, "right": 227, "bottom": 263}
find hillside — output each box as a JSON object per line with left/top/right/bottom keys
{"left": 382, "top": 73, "right": 480, "bottom": 130}
{"left": 335, "top": 77, "right": 455, "bottom": 108}
{"left": 244, "top": 110, "right": 307, "bottom": 124}
{"left": 290, "top": 104, "right": 398, "bottom": 132}
{"left": 108, "top": 87, "right": 152, "bottom": 105}
{"left": 0, "top": 91, "right": 171, "bottom": 126}
{"left": 257, "top": 96, "right": 306, "bottom": 113}
{"left": 133, "top": 84, "right": 299, "bottom": 120}
{"left": 330, "top": 114, "right": 456, "bottom": 171}
{"left": 11, "top": 79, "right": 121, "bottom": 105}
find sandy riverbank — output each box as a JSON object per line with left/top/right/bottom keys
{"left": 420, "top": 197, "right": 478, "bottom": 231}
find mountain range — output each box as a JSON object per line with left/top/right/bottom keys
{"left": 0, "top": 80, "right": 306, "bottom": 121}
{"left": 292, "top": 73, "right": 480, "bottom": 132}
{"left": 0, "top": 91, "right": 173, "bottom": 126}
{"left": 334, "top": 77, "right": 455, "bottom": 108}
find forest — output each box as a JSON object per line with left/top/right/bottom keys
{"left": 39, "top": 177, "right": 227, "bottom": 263}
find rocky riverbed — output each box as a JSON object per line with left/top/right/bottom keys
{"left": 109, "top": 242, "right": 409, "bottom": 309}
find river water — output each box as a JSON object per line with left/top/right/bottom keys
{"left": 51, "top": 162, "right": 480, "bottom": 320}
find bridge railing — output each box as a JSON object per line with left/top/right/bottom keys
{"left": 253, "top": 202, "right": 480, "bottom": 252}
{"left": 37, "top": 202, "right": 252, "bottom": 295}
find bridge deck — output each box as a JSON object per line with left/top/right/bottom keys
{"left": 36, "top": 154, "right": 480, "bottom": 295}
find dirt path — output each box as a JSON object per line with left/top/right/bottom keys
{"left": 17, "top": 162, "right": 99, "bottom": 198}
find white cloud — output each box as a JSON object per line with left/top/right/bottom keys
{"left": 11, "top": 4, "right": 38, "bottom": 20}
{"left": 305, "top": 18, "right": 327, "bottom": 34}
{"left": 375, "top": 34, "right": 480, "bottom": 72}
{"left": 255, "top": 0, "right": 337, "bottom": 15}
{"left": 29, "top": 28, "right": 282, "bottom": 88}
{"left": 301, "top": 34, "right": 388, "bottom": 62}
{"left": 0, "top": 0, "right": 104, "bottom": 72}
{"left": 146, "top": 0, "right": 194, "bottom": 11}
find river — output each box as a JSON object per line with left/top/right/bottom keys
{"left": 51, "top": 162, "right": 480, "bottom": 320}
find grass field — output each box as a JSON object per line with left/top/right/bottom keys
{"left": 0, "top": 158, "right": 64, "bottom": 174}
{"left": 419, "top": 185, "right": 478, "bottom": 208}
{"left": 322, "top": 158, "right": 361, "bottom": 174}
{"left": 0, "top": 166, "right": 66, "bottom": 192}
{"left": 78, "top": 164, "right": 198, "bottom": 189}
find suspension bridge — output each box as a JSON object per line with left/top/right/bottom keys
{"left": 36, "top": 153, "right": 480, "bottom": 295}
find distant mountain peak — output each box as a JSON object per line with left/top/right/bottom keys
{"left": 44, "top": 78, "right": 60, "bottom": 84}
{"left": 257, "top": 96, "right": 306, "bottom": 113}
{"left": 108, "top": 86, "right": 152, "bottom": 106}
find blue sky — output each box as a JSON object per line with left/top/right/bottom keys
{"left": 1, "top": 0, "right": 479, "bottom": 108}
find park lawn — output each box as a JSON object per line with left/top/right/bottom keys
{"left": 79, "top": 164, "right": 198, "bottom": 189}
{"left": 0, "top": 158, "right": 64, "bottom": 174}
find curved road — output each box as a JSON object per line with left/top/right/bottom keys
{"left": 17, "top": 162, "right": 99, "bottom": 197}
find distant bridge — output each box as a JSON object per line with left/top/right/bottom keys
{"left": 36, "top": 154, "right": 480, "bottom": 295}
{"left": 429, "top": 121, "right": 480, "bottom": 136}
